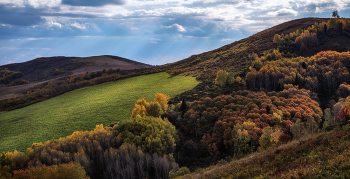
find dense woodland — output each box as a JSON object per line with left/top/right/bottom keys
{"left": 1, "top": 16, "right": 350, "bottom": 178}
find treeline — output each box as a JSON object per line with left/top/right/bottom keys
{"left": 273, "top": 17, "right": 350, "bottom": 54}
{"left": 0, "top": 115, "right": 179, "bottom": 179}
{"left": 0, "top": 69, "right": 24, "bottom": 85}
{"left": 246, "top": 50, "right": 350, "bottom": 94}
{"left": 173, "top": 89, "right": 322, "bottom": 161}
{"left": 0, "top": 68, "right": 152, "bottom": 111}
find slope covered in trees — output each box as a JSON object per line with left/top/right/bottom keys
{"left": 176, "top": 122, "right": 350, "bottom": 179}
{"left": 154, "top": 18, "right": 332, "bottom": 81}
{"left": 173, "top": 89, "right": 322, "bottom": 167}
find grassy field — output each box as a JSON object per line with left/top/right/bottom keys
{"left": 0, "top": 72, "right": 200, "bottom": 153}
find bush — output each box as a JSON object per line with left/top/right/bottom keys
{"left": 169, "top": 167, "right": 191, "bottom": 178}
{"left": 12, "top": 162, "right": 89, "bottom": 179}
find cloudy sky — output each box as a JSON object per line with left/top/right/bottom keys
{"left": 0, "top": 0, "right": 349, "bottom": 66}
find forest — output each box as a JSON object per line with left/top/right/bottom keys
{"left": 1, "top": 17, "right": 350, "bottom": 179}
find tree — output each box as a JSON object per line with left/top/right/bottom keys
{"left": 155, "top": 93, "right": 169, "bottom": 111}
{"left": 115, "top": 116, "right": 178, "bottom": 155}
{"left": 215, "top": 70, "right": 228, "bottom": 87}
{"left": 273, "top": 34, "right": 282, "bottom": 44}
{"left": 232, "top": 124, "right": 251, "bottom": 155}
{"left": 323, "top": 108, "right": 333, "bottom": 129}
{"left": 272, "top": 110, "right": 283, "bottom": 124}
{"left": 259, "top": 127, "right": 273, "bottom": 150}
{"left": 290, "top": 119, "right": 305, "bottom": 139}
{"left": 332, "top": 11, "right": 340, "bottom": 18}
{"left": 146, "top": 101, "right": 163, "bottom": 117}
{"left": 180, "top": 98, "right": 187, "bottom": 115}
{"left": 131, "top": 99, "right": 148, "bottom": 119}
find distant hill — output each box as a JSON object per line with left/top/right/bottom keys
{"left": 0, "top": 55, "right": 152, "bottom": 83}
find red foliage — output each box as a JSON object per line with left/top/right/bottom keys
{"left": 338, "top": 106, "right": 348, "bottom": 122}
{"left": 183, "top": 90, "right": 322, "bottom": 155}
{"left": 279, "top": 134, "right": 292, "bottom": 144}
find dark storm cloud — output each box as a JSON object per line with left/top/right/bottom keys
{"left": 62, "top": 0, "right": 125, "bottom": 6}
{"left": 0, "top": 5, "right": 44, "bottom": 26}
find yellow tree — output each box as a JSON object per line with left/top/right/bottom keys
{"left": 155, "top": 93, "right": 169, "bottom": 111}
{"left": 131, "top": 99, "right": 148, "bottom": 119}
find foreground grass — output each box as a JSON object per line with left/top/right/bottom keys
{"left": 0, "top": 72, "right": 200, "bottom": 153}
{"left": 178, "top": 123, "right": 350, "bottom": 179}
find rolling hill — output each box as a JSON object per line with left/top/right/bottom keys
{"left": 175, "top": 122, "right": 350, "bottom": 179}
{"left": 157, "top": 18, "right": 350, "bottom": 81}
{"left": 0, "top": 72, "right": 199, "bottom": 153}
{"left": 0, "top": 55, "right": 152, "bottom": 99}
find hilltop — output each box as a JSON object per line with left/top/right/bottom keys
{"left": 0, "top": 55, "right": 152, "bottom": 99}
{"left": 1, "top": 55, "right": 152, "bottom": 82}
{"left": 158, "top": 18, "right": 349, "bottom": 81}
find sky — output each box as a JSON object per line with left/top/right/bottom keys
{"left": 0, "top": 0, "right": 349, "bottom": 66}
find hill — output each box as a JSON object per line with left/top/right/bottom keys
{"left": 0, "top": 72, "right": 199, "bottom": 153}
{"left": 1, "top": 55, "right": 152, "bottom": 83}
{"left": 176, "top": 122, "right": 350, "bottom": 179}
{"left": 0, "top": 55, "right": 152, "bottom": 99}
{"left": 156, "top": 18, "right": 349, "bottom": 81}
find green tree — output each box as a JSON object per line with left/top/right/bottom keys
{"left": 323, "top": 108, "right": 333, "bottom": 129}
{"left": 259, "top": 127, "right": 273, "bottom": 150}
{"left": 273, "top": 34, "right": 282, "bottom": 44}
{"left": 232, "top": 124, "right": 251, "bottom": 155}
{"left": 215, "top": 70, "right": 228, "bottom": 87}
{"left": 114, "top": 116, "right": 178, "bottom": 156}
{"left": 290, "top": 119, "right": 305, "bottom": 139}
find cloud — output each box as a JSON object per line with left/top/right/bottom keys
{"left": 49, "top": 21, "right": 62, "bottom": 28}
{"left": 61, "top": 0, "right": 125, "bottom": 6}
{"left": 163, "top": 23, "right": 187, "bottom": 32}
{"left": 70, "top": 22, "right": 87, "bottom": 29}
{"left": 0, "top": 5, "right": 45, "bottom": 26}
{"left": 261, "top": 9, "right": 298, "bottom": 17}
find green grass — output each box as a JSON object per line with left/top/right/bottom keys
{"left": 0, "top": 72, "right": 200, "bottom": 153}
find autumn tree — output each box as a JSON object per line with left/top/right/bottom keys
{"left": 114, "top": 116, "right": 178, "bottom": 156}
{"left": 155, "top": 93, "right": 169, "bottom": 111}
{"left": 259, "top": 126, "right": 273, "bottom": 150}
{"left": 131, "top": 93, "right": 170, "bottom": 119}
{"left": 215, "top": 70, "right": 228, "bottom": 87}
{"left": 290, "top": 119, "right": 306, "bottom": 139}
{"left": 215, "top": 70, "right": 235, "bottom": 87}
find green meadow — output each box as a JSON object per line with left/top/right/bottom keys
{"left": 0, "top": 72, "right": 200, "bottom": 153}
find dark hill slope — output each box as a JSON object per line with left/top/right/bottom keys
{"left": 159, "top": 18, "right": 331, "bottom": 81}
{"left": 1, "top": 55, "right": 152, "bottom": 82}
{"left": 179, "top": 122, "right": 350, "bottom": 179}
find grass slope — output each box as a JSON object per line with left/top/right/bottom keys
{"left": 0, "top": 72, "right": 200, "bottom": 153}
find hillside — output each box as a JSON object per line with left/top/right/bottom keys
{"left": 176, "top": 122, "right": 350, "bottom": 179}
{"left": 1, "top": 55, "right": 152, "bottom": 82}
{"left": 0, "top": 72, "right": 199, "bottom": 153}
{"left": 0, "top": 55, "right": 152, "bottom": 99}
{"left": 156, "top": 18, "right": 350, "bottom": 81}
